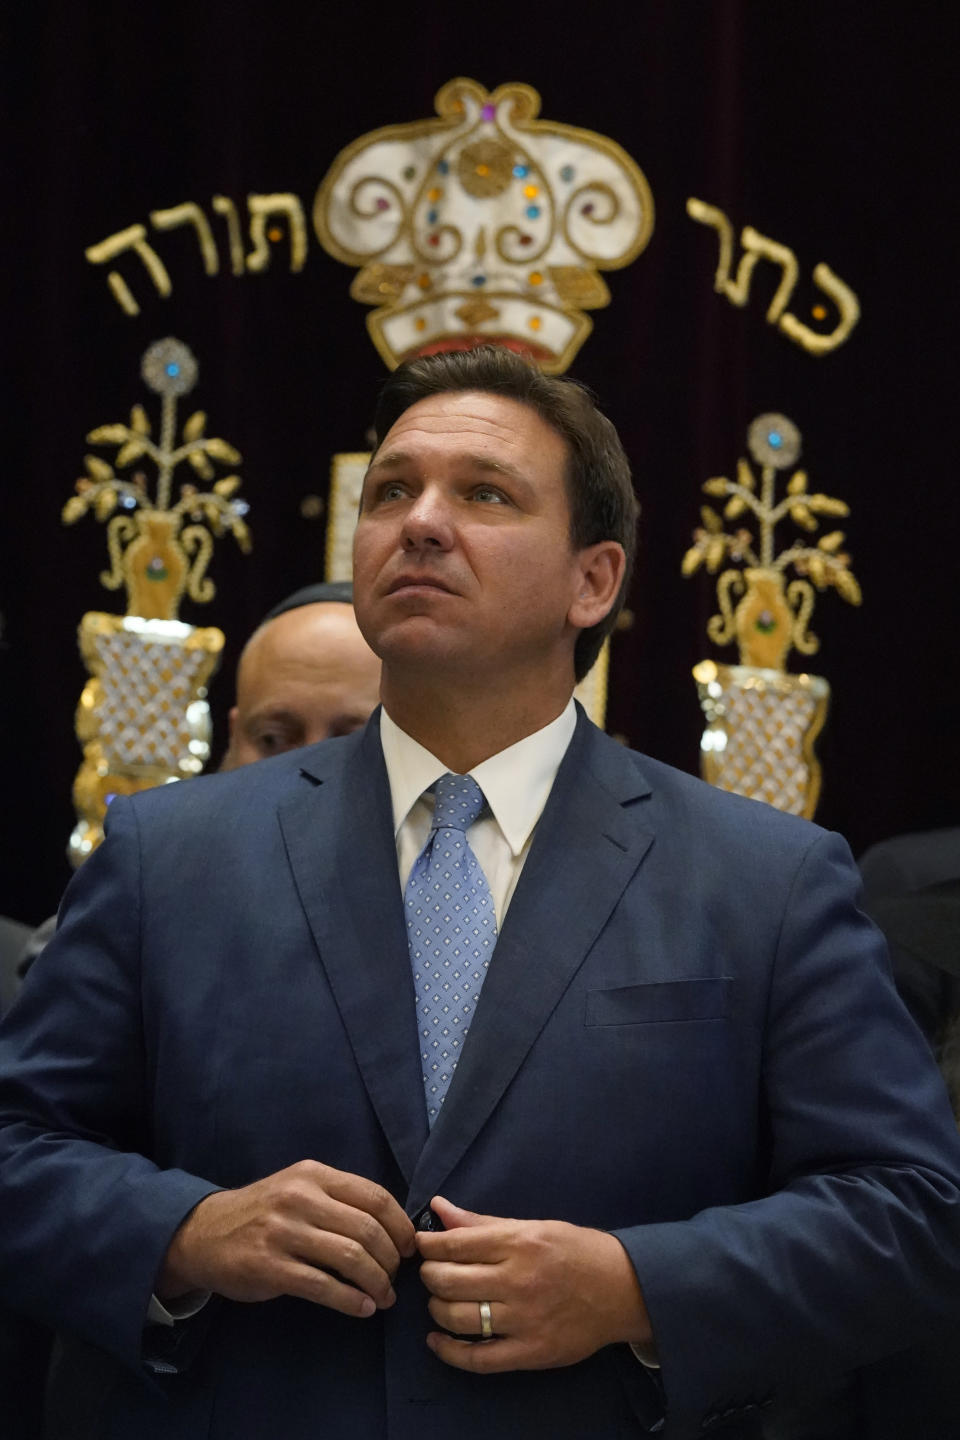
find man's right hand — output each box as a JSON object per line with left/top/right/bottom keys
{"left": 157, "top": 1160, "right": 416, "bottom": 1318}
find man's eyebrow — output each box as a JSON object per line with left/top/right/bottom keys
{"left": 245, "top": 707, "right": 303, "bottom": 728}
{"left": 366, "top": 450, "right": 533, "bottom": 489}
{"left": 365, "top": 449, "right": 413, "bottom": 473}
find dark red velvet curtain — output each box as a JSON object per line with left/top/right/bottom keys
{"left": 2, "top": 3, "right": 956, "bottom": 921}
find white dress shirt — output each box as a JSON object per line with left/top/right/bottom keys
{"left": 380, "top": 698, "right": 577, "bottom": 924}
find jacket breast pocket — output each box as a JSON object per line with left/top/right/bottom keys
{"left": 584, "top": 977, "right": 732, "bottom": 1026}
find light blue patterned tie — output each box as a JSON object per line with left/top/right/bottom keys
{"left": 405, "top": 773, "right": 498, "bottom": 1125}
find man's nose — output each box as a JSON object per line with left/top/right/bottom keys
{"left": 400, "top": 487, "right": 454, "bottom": 550}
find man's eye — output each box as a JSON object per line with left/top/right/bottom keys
{"left": 329, "top": 716, "right": 367, "bottom": 738}
{"left": 378, "top": 482, "right": 408, "bottom": 502}
{"left": 255, "top": 731, "right": 297, "bottom": 756}
{"left": 471, "top": 486, "right": 507, "bottom": 504}
{"left": 361, "top": 480, "right": 408, "bottom": 511}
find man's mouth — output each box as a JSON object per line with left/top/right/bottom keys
{"left": 387, "top": 575, "right": 454, "bottom": 595}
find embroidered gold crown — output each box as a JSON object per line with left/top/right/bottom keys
{"left": 314, "top": 78, "right": 654, "bottom": 373}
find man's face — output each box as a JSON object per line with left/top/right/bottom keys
{"left": 222, "top": 603, "right": 381, "bottom": 768}
{"left": 352, "top": 391, "right": 592, "bottom": 685}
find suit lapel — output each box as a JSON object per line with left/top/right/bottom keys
{"left": 407, "top": 715, "right": 654, "bottom": 1212}
{"left": 278, "top": 718, "right": 428, "bottom": 1186}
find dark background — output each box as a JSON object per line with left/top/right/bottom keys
{"left": 1, "top": 3, "right": 956, "bottom": 923}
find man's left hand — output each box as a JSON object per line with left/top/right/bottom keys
{"left": 417, "top": 1195, "right": 654, "bottom": 1372}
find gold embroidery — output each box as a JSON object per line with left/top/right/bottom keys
{"left": 458, "top": 138, "right": 514, "bottom": 198}
{"left": 313, "top": 77, "right": 654, "bottom": 373}
{"left": 548, "top": 266, "right": 610, "bottom": 308}
{"left": 149, "top": 203, "right": 220, "bottom": 276}
{"left": 85, "top": 224, "right": 172, "bottom": 317}
{"left": 455, "top": 298, "right": 501, "bottom": 327}
{"left": 246, "top": 193, "right": 308, "bottom": 272}
{"left": 351, "top": 262, "right": 416, "bottom": 304}
{"left": 63, "top": 338, "right": 251, "bottom": 621}
{"left": 686, "top": 198, "right": 860, "bottom": 356}
{"left": 682, "top": 413, "right": 860, "bottom": 671}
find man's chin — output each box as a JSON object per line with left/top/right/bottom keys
{"left": 374, "top": 619, "right": 474, "bottom": 672}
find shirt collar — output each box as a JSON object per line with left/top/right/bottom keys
{"left": 379, "top": 699, "right": 577, "bottom": 857}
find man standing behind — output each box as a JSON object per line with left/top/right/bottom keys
{"left": 221, "top": 580, "right": 381, "bottom": 769}
{"left": 12, "top": 580, "right": 381, "bottom": 987}
{"left": 1, "top": 348, "right": 959, "bottom": 1440}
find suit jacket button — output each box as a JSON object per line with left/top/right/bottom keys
{"left": 414, "top": 1206, "right": 443, "bottom": 1231}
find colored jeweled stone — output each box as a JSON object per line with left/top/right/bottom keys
{"left": 403, "top": 166, "right": 416, "bottom": 180}
{"left": 437, "top": 159, "right": 449, "bottom": 174}
{"left": 471, "top": 275, "right": 486, "bottom": 287}
{"left": 747, "top": 413, "right": 801, "bottom": 469}
{"left": 529, "top": 272, "right": 543, "bottom": 285}
{"left": 582, "top": 203, "right": 595, "bottom": 215}
{"left": 755, "top": 611, "right": 776, "bottom": 633}
{"left": 560, "top": 165, "right": 574, "bottom": 182}
{"left": 519, "top": 234, "right": 533, "bottom": 245}
{"left": 528, "top": 317, "right": 542, "bottom": 331}
{"left": 481, "top": 104, "right": 496, "bottom": 120}
{"left": 513, "top": 164, "right": 528, "bottom": 178}
{"left": 376, "top": 198, "right": 389, "bottom": 211}
{"left": 524, "top": 184, "right": 538, "bottom": 199}
{"left": 428, "top": 235, "right": 440, "bottom": 246}
{"left": 428, "top": 209, "right": 438, "bottom": 224}
{"left": 525, "top": 205, "right": 540, "bottom": 220}
{"left": 141, "top": 338, "right": 197, "bottom": 397}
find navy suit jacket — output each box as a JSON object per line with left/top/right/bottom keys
{"left": 1, "top": 711, "right": 959, "bottom": 1440}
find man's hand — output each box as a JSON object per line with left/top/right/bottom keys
{"left": 417, "top": 1195, "right": 654, "bottom": 1372}
{"left": 158, "top": 1160, "right": 416, "bottom": 1318}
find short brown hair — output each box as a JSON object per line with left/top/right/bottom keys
{"left": 372, "top": 346, "right": 639, "bottom": 681}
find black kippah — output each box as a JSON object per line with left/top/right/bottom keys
{"left": 262, "top": 581, "right": 354, "bottom": 622}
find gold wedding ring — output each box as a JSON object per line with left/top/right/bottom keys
{"left": 478, "top": 1299, "right": 494, "bottom": 1340}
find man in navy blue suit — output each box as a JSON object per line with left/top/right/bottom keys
{"left": 1, "top": 347, "right": 959, "bottom": 1440}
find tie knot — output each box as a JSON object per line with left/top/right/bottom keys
{"left": 432, "top": 773, "right": 486, "bottom": 833}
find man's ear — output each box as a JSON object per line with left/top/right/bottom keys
{"left": 568, "top": 542, "right": 626, "bottom": 630}
{"left": 219, "top": 706, "right": 241, "bottom": 773}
